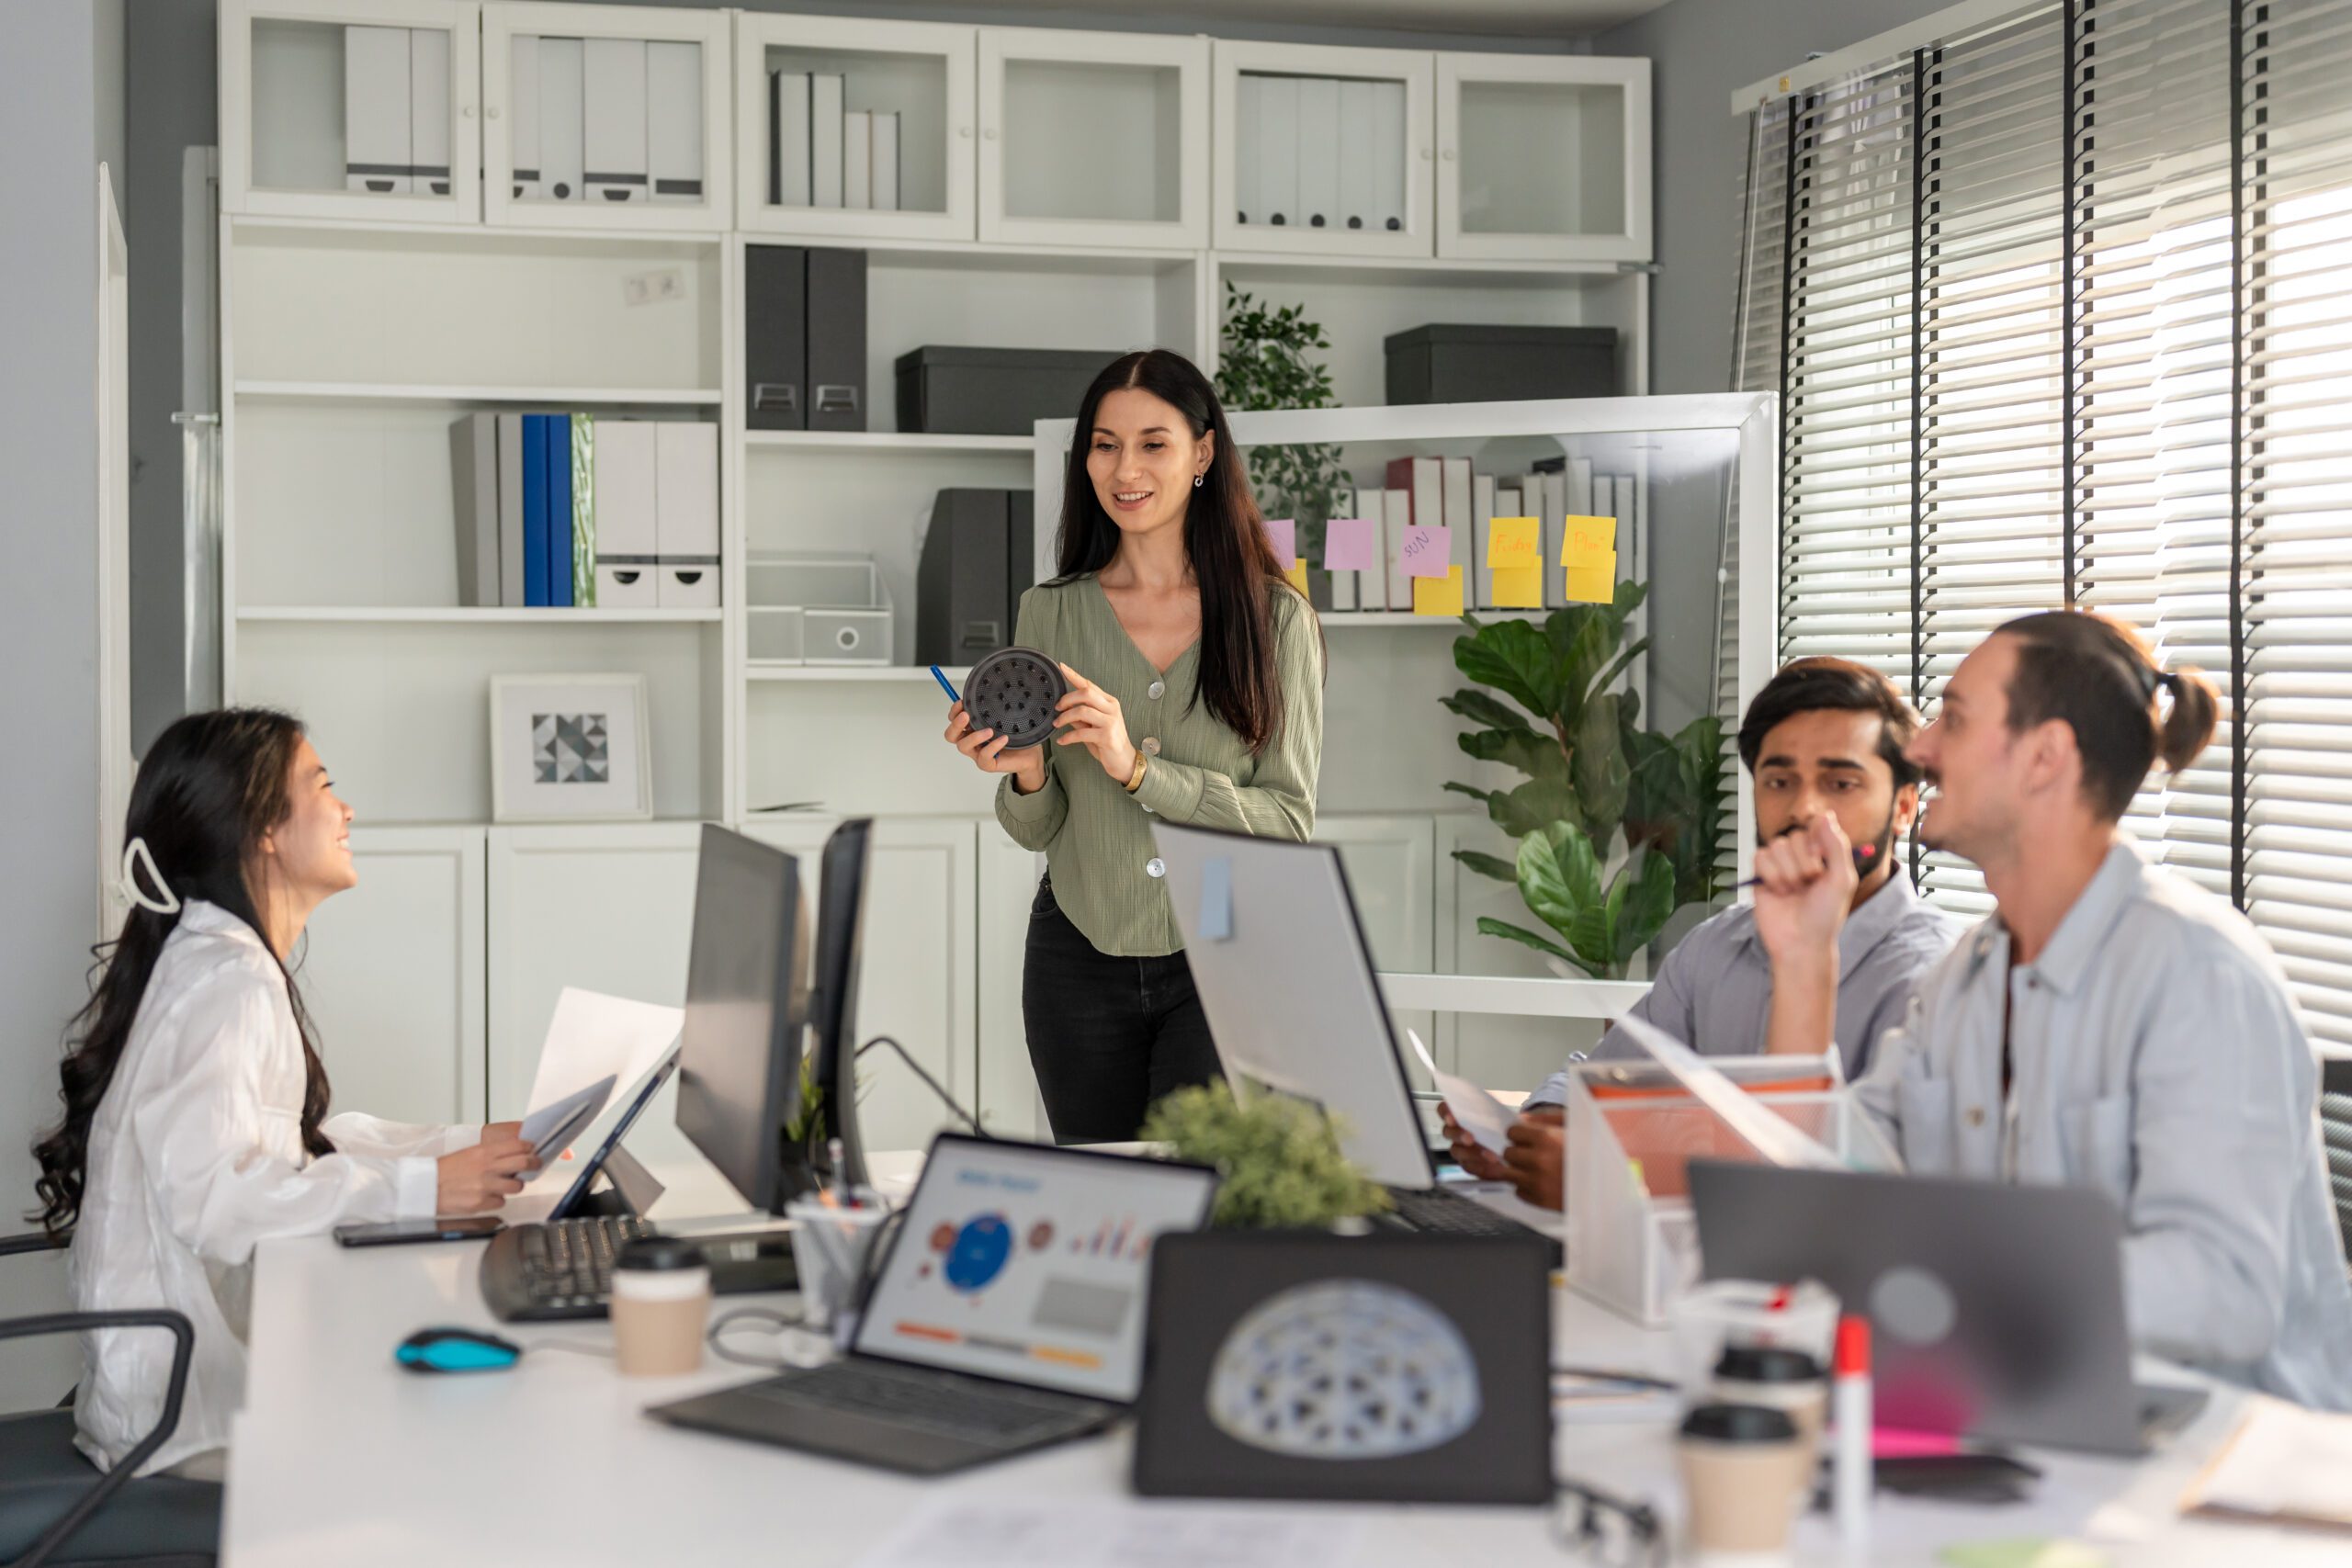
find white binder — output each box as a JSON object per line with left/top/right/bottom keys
{"left": 1383, "top": 487, "right": 1415, "bottom": 613}
{"left": 592, "top": 422, "right": 662, "bottom": 610}
{"left": 656, "top": 423, "right": 721, "bottom": 609}
{"left": 537, "top": 37, "right": 585, "bottom": 202}
{"left": 872, "top": 111, "right": 900, "bottom": 210}
{"left": 1259, "top": 74, "right": 1298, "bottom": 229}
{"left": 582, "top": 38, "right": 649, "bottom": 205}
{"left": 1472, "top": 471, "right": 1496, "bottom": 611}
{"left": 842, "top": 108, "right": 872, "bottom": 209}
{"left": 409, "top": 28, "right": 451, "bottom": 197}
{"left": 343, "top": 26, "right": 412, "bottom": 194}
{"left": 1296, "top": 75, "right": 1339, "bottom": 232}
{"left": 1336, "top": 79, "right": 1376, "bottom": 232}
{"left": 810, "top": 74, "right": 844, "bottom": 207}
{"left": 1351, "top": 487, "right": 1386, "bottom": 610}
{"left": 774, "top": 71, "right": 811, "bottom": 207}
{"left": 1372, "top": 79, "right": 1407, "bottom": 233}
{"left": 1542, "top": 471, "right": 1568, "bottom": 608}
{"left": 646, "top": 39, "right": 702, "bottom": 204}
{"left": 1236, "top": 74, "right": 1262, "bottom": 226}
{"left": 509, "top": 35, "right": 541, "bottom": 199}
{"left": 1441, "top": 456, "right": 1472, "bottom": 606}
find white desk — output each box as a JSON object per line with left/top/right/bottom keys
{"left": 223, "top": 1153, "right": 2327, "bottom": 1568}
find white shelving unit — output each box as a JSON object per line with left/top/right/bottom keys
{"left": 215, "top": 0, "right": 1697, "bottom": 1135}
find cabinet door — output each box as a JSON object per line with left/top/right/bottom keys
{"left": 1434, "top": 814, "right": 1604, "bottom": 1091}
{"left": 220, "top": 0, "right": 482, "bottom": 225}
{"left": 1436, "top": 53, "right": 1651, "bottom": 264}
{"left": 1314, "top": 815, "right": 1437, "bottom": 1089}
{"left": 979, "top": 28, "right": 1208, "bottom": 250}
{"left": 741, "top": 818, "right": 978, "bottom": 1158}
{"left": 485, "top": 824, "right": 704, "bottom": 1176}
{"left": 732, "top": 13, "right": 977, "bottom": 243}
{"left": 974, "top": 833, "right": 1046, "bottom": 1139}
{"left": 1212, "top": 40, "right": 1435, "bottom": 259}
{"left": 297, "top": 826, "right": 485, "bottom": 1126}
{"left": 481, "top": 2, "right": 732, "bottom": 233}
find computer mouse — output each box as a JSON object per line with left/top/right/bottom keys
{"left": 395, "top": 1325, "right": 523, "bottom": 1374}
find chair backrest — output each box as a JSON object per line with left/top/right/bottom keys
{"left": 2322, "top": 1061, "right": 2352, "bottom": 1263}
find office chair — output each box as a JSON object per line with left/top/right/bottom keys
{"left": 2323, "top": 1061, "right": 2352, "bottom": 1267}
{"left": 0, "top": 1231, "right": 220, "bottom": 1568}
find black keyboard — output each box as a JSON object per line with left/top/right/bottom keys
{"left": 744, "top": 1363, "right": 1091, "bottom": 1445}
{"left": 1385, "top": 1185, "right": 1559, "bottom": 1253}
{"left": 480, "top": 1215, "right": 660, "bottom": 1321}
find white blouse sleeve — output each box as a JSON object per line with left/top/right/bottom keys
{"left": 323, "top": 1113, "right": 481, "bottom": 1161}
{"left": 129, "top": 972, "right": 440, "bottom": 1263}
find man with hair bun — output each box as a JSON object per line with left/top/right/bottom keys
{"left": 1758, "top": 610, "right": 2352, "bottom": 1409}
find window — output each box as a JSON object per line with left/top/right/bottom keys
{"left": 1736, "top": 0, "right": 2352, "bottom": 1044}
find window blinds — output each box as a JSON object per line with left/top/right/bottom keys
{"left": 1735, "top": 0, "right": 2352, "bottom": 1040}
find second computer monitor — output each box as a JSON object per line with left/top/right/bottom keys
{"left": 674, "top": 824, "right": 809, "bottom": 1215}
{"left": 808, "top": 818, "right": 874, "bottom": 1190}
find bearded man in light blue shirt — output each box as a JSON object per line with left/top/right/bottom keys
{"left": 1757, "top": 611, "right": 2352, "bottom": 1411}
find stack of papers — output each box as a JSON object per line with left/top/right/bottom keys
{"left": 2179, "top": 1395, "right": 2352, "bottom": 1532}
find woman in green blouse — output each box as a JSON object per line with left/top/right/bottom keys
{"left": 941, "top": 349, "right": 1325, "bottom": 1143}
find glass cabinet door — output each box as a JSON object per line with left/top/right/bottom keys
{"left": 732, "top": 13, "right": 977, "bottom": 244}
{"left": 481, "top": 2, "right": 731, "bottom": 233}
{"left": 979, "top": 28, "right": 1208, "bottom": 251}
{"left": 1437, "top": 54, "right": 1651, "bottom": 264}
{"left": 1213, "top": 41, "right": 1436, "bottom": 259}
{"left": 221, "top": 0, "right": 481, "bottom": 224}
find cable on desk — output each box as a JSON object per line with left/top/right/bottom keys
{"left": 707, "top": 1305, "right": 808, "bottom": 1370}
{"left": 854, "top": 1035, "right": 987, "bottom": 1134}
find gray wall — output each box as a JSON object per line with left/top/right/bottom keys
{"left": 1, "top": 0, "right": 125, "bottom": 1409}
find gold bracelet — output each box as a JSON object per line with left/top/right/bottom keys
{"left": 1125, "top": 751, "right": 1148, "bottom": 794}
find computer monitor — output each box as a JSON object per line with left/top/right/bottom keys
{"left": 673, "top": 824, "right": 809, "bottom": 1215}
{"left": 805, "top": 818, "right": 873, "bottom": 1190}
{"left": 1150, "top": 820, "right": 1434, "bottom": 1190}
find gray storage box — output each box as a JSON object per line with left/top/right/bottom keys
{"left": 1384, "top": 324, "right": 1618, "bottom": 406}
{"left": 895, "top": 345, "right": 1119, "bottom": 436}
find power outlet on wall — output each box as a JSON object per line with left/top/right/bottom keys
{"left": 623, "top": 268, "right": 686, "bottom": 307}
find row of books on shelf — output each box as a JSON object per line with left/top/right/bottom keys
{"left": 767, "top": 73, "right": 902, "bottom": 211}
{"left": 507, "top": 35, "right": 706, "bottom": 205}
{"left": 1270, "top": 457, "right": 1639, "bottom": 615}
{"left": 450, "top": 415, "right": 719, "bottom": 610}
{"left": 1235, "top": 73, "right": 1409, "bottom": 233}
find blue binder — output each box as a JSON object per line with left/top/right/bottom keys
{"left": 545, "top": 414, "right": 575, "bottom": 609}
{"left": 522, "top": 414, "right": 550, "bottom": 607}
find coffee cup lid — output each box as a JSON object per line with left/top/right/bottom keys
{"left": 616, "top": 1236, "right": 707, "bottom": 1272}
{"left": 1713, "top": 1344, "right": 1823, "bottom": 1383}
{"left": 1679, "top": 1402, "right": 1799, "bottom": 1443}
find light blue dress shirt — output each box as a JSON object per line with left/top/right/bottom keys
{"left": 1524, "top": 872, "right": 1963, "bottom": 1108}
{"left": 1854, "top": 839, "right": 2352, "bottom": 1411}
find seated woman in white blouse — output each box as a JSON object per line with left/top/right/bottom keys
{"left": 30, "top": 708, "right": 539, "bottom": 1481}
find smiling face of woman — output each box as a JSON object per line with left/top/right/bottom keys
{"left": 1086, "top": 387, "right": 1214, "bottom": 543}
{"left": 258, "top": 738, "right": 358, "bottom": 905}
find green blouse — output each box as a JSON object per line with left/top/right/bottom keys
{"left": 994, "top": 574, "right": 1324, "bottom": 957}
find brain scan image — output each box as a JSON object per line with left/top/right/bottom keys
{"left": 1204, "top": 1280, "right": 1482, "bottom": 1460}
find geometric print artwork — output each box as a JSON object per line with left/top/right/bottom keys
{"left": 532, "top": 712, "right": 610, "bottom": 784}
{"left": 1204, "top": 1280, "right": 1482, "bottom": 1461}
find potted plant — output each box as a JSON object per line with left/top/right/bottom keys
{"left": 1141, "top": 1081, "right": 1389, "bottom": 1230}
{"left": 1214, "top": 282, "right": 1351, "bottom": 601}
{"left": 1442, "top": 582, "right": 1730, "bottom": 978}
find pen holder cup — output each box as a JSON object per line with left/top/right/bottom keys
{"left": 784, "top": 1190, "right": 892, "bottom": 1343}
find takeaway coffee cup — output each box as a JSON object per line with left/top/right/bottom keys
{"left": 610, "top": 1236, "right": 711, "bottom": 1377}
{"left": 1677, "top": 1402, "right": 1805, "bottom": 1567}
{"left": 1709, "top": 1343, "right": 1827, "bottom": 1491}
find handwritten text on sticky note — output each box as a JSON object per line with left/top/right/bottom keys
{"left": 1562, "top": 515, "right": 1617, "bottom": 566}
{"left": 1487, "top": 517, "right": 1540, "bottom": 568}
{"left": 1402, "top": 525, "right": 1452, "bottom": 579}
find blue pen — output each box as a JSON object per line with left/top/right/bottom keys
{"left": 930, "top": 665, "right": 961, "bottom": 703}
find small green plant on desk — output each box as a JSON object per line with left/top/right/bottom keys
{"left": 1142, "top": 1080, "right": 1390, "bottom": 1230}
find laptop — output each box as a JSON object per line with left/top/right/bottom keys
{"left": 1133, "top": 1231, "right": 1555, "bottom": 1505}
{"left": 1688, "top": 1160, "right": 2208, "bottom": 1455}
{"left": 1151, "top": 820, "right": 1558, "bottom": 1256}
{"left": 647, "top": 1134, "right": 1219, "bottom": 1475}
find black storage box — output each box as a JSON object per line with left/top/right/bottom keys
{"left": 1384, "top": 323, "right": 1618, "bottom": 406}
{"left": 896, "top": 346, "right": 1119, "bottom": 436}
{"left": 917, "top": 488, "right": 1035, "bottom": 665}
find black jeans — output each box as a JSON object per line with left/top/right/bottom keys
{"left": 1022, "top": 876, "right": 1222, "bottom": 1145}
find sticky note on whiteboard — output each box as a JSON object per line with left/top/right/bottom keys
{"left": 1262, "top": 517, "right": 1295, "bottom": 569}
{"left": 1199, "top": 856, "right": 1233, "bottom": 941}
{"left": 1487, "top": 516, "right": 1540, "bottom": 568}
{"left": 1562, "top": 515, "right": 1617, "bottom": 566}
{"left": 1402, "top": 525, "right": 1451, "bottom": 579}
{"left": 1323, "top": 517, "right": 1376, "bottom": 571}
{"left": 1413, "top": 564, "right": 1465, "bottom": 616}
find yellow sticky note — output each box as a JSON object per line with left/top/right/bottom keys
{"left": 1284, "top": 557, "right": 1309, "bottom": 595}
{"left": 1562, "top": 514, "right": 1618, "bottom": 566}
{"left": 1564, "top": 550, "right": 1618, "bottom": 604}
{"left": 1492, "top": 563, "right": 1545, "bottom": 609}
{"left": 1413, "top": 564, "right": 1465, "bottom": 617}
{"left": 1487, "top": 516, "right": 1540, "bottom": 568}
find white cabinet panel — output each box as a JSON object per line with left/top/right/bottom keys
{"left": 975, "top": 832, "right": 1046, "bottom": 1139}
{"left": 486, "top": 822, "right": 705, "bottom": 1170}
{"left": 1436, "top": 52, "right": 1650, "bottom": 264}
{"left": 1434, "top": 813, "right": 1602, "bottom": 1092}
{"left": 298, "top": 825, "right": 485, "bottom": 1126}
{"left": 1315, "top": 814, "right": 1436, "bottom": 1089}
{"left": 741, "top": 818, "right": 977, "bottom": 1156}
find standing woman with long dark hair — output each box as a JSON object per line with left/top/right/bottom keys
{"left": 30, "top": 709, "right": 538, "bottom": 1480}
{"left": 941, "top": 349, "right": 1324, "bottom": 1142}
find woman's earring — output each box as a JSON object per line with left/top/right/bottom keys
{"left": 1193, "top": 474, "right": 1205, "bottom": 489}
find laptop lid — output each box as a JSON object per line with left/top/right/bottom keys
{"left": 1688, "top": 1159, "right": 2148, "bottom": 1453}
{"left": 1152, "top": 821, "right": 1436, "bottom": 1190}
{"left": 850, "top": 1134, "right": 1218, "bottom": 1404}
{"left": 1133, "top": 1231, "right": 1554, "bottom": 1505}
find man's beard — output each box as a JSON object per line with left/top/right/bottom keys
{"left": 1756, "top": 803, "right": 1901, "bottom": 877}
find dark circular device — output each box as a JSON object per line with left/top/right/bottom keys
{"left": 964, "top": 646, "right": 1067, "bottom": 750}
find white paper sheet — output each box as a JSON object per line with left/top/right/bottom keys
{"left": 521, "top": 988, "right": 683, "bottom": 1187}
{"left": 2183, "top": 1394, "right": 2352, "bottom": 1529}
{"left": 853, "top": 1497, "right": 1358, "bottom": 1568}
{"left": 518, "top": 1073, "right": 615, "bottom": 1161}
{"left": 1406, "top": 1028, "right": 1516, "bottom": 1156}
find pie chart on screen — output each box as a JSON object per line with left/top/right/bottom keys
{"left": 943, "top": 1213, "right": 1013, "bottom": 1292}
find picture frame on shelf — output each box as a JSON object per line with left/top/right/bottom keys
{"left": 489, "top": 672, "right": 653, "bottom": 823}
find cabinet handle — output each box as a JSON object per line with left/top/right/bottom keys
{"left": 1442, "top": 147, "right": 1455, "bottom": 162}
{"left": 983, "top": 126, "right": 998, "bottom": 141}
{"left": 487, "top": 104, "right": 501, "bottom": 120}
{"left": 1419, "top": 146, "right": 1432, "bottom": 160}
{"left": 463, "top": 103, "right": 477, "bottom": 118}
{"left": 958, "top": 125, "right": 973, "bottom": 139}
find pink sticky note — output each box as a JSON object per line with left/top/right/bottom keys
{"left": 1402, "top": 524, "right": 1452, "bottom": 579}
{"left": 1262, "top": 518, "right": 1295, "bottom": 570}
{"left": 1323, "top": 516, "right": 1376, "bottom": 571}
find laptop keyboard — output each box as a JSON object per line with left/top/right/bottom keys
{"left": 743, "top": 1363, "right": 1091, "bottom": 1445}
{"left": 1387, "top": 1185, "right": 1547, "bottom": 1240}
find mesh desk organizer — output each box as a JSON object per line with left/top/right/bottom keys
{"left": 962, "top": 646, "right": 1067, "bottom": 750}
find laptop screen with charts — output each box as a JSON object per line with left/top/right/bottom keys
{"left": 851, "top": 1135, "right": 1220, "bottom": 1404}
{"left": 1151, "top": 821, "right": 1436, "bottom": 1190}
